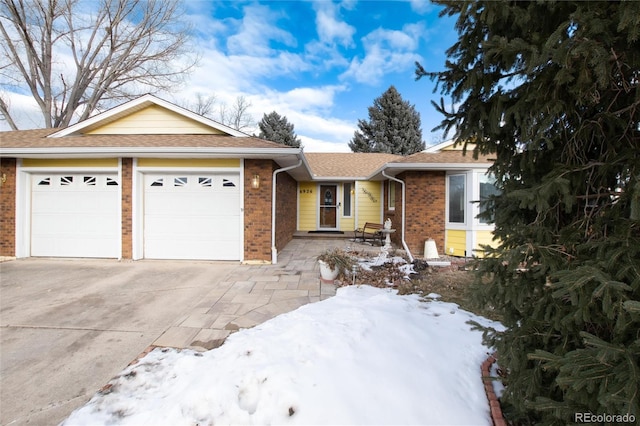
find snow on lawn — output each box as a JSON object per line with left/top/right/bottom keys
{"left": 63, "top": 285, "right": 503, "bottom": 426}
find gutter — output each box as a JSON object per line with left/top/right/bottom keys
{"left": 382, "top": 170, "right": 414, "bottom": 262}
{"left": 0, "top": 147, "right": 301, "bottom": 158}
{"left": 272, "top": 159, "right": 303, "bottom": 264}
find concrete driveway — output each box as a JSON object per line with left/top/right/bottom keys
{"left": 0, "top": 258, "right": 238, "bottom": 426}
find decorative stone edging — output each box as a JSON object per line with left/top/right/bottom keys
{"left": 482, "top": 352, "right": 507, "bottom": 426}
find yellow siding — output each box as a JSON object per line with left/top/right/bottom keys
{"left": 443, "top": 142, "right": 477, "bottom": 151}
{"left": 340, "top": 216, "right": 355, "bottom": 232}
{"left": 22, "top": 158, "right": 118, "bottom": 167}
{"left": 137, "top": 158, "right": 240, "bottom": 168}
{"left": 473, "top": 230, "right": 498, "bottom": 258}
{"left": 298, "top": 182, "right": 316, "bottom": 231}
{"left": 356, "top": 181, "right": 382, "bottom": 228}
{"left": 86, "top": 105, "right": 225, "bottom": 135}
{"left": 446, "top": 229, "right": 467, "bottom": 257}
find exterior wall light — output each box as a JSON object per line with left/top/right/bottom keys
{"left": 251, "top": 174, "right": 260, "bottom": 189}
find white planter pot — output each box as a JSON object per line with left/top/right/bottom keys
{"left": 318, "top": 260, "right": 339, "bottom": 283}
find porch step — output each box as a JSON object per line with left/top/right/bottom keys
{"left": 293, "top": 231, "right": 353, "bottom": 239}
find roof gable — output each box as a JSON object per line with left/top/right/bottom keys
{"left": 49, "top": 94, "right": 247, "bottom": 138}
{"left": 425, "top": 139, "right": 477, "bottom": 153}
{"left": 85, "top": 104, "right": 226, "bottom": 135}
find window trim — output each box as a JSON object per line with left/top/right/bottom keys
{"left": 476, "top": 172, "right": 499, "bottom": 225}
{"left": 387, "top": 180, "right": 396, "bottom": 211}
{"left": 342, "top": 182, "right": 353, "bottom": 218}
{"left": 447, "top": 173, "right": 466, "bottom": 225}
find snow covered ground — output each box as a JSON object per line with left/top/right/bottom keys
{"left": 63, "top": 285, "right": 503, "bottom": 426}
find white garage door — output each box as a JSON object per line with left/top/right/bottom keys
{"left": 31, "top": 174, "right": 120, "bottom": 258}
{"left": 143, "top": 173, "right": 241, "bottom": 260}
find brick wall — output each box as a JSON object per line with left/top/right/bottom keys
{"left": 121, "top": 158, "right": 133, "bottom": 259}
{"left": 396, "top": 171, "right": 446, "bottom": 257}
{"left": 275, "top": 170, "right": 297, "bottom": 253}
{"left": 0, "top": 158, "right": 16, "bottom": 257}
{"left": 244, "top": 159, "right": 273, "bottom": 262}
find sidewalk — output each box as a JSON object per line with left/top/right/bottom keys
{"left": 152, "top": 238, "right": 378, "bottom": 351}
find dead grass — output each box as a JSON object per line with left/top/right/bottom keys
{"left": 398, "top": 263, "right": 502, "bottom": 322}
{"left": 336, "top": 252, "right": 501, "bottom": 322}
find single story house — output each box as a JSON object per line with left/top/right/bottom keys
{"left": 0, "top": 95, "right": 496, "bottom": 263}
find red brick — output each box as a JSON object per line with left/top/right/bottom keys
{"left": 121, "top": 158, "right": 133, "bottom": 259}
{"left": 0, "top": 158, "right": 16, "bottom": 256}
{"left": 391, "top": 171, "right": 446, "bottom": 257}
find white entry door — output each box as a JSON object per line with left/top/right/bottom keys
{"left": 30, "top": 174, "right": 120, "bottom": 258}
{"left": 143, "top": 173, "right": 241, "bottom": 260}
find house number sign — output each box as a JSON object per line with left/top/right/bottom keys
{"left": 300, "top": 189, "right": 313, "bottom": 194}
{"left": 361, "top": 187, "right": 378, "bottom": 203}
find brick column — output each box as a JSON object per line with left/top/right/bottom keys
{"left": 244, "top": 159, "right": 273, "bottom": 262}
{"left": 402, "top": 171, "right": 446, "bottom": 256}
{"left": 0, "top": 158, "right": 16, "bottom": 257}
{"left": 121, "top": 158, "right": 133, "bottom": 259}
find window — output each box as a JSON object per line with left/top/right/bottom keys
{"left": 343, "top": 183, "right": 352, "bottom": 216}
{"left": 174, "top": 177, "right": 188, "bottom": 187}
{"left": 60, "top": 176, "right": 73, "bottom": 186}
{"left": 198, "top": 177, "right": 212, "bottom": 187}
{"left": 388, "top": 181, "right": 396, "bottom": 210}
{"left": 150, "top": 178, "right": 163, "bottom": 187}
{"left": 37, "top": 178, "right": 51, "bottom": 186}
{"left": 222, "top": 178, "right": 236, "bottom": 187}
{"left": 448, "top": 174, "right": 465, "bottom": 223}
{"left": 83, "top": 176, "right": 96, "bottom": 186}
{"left": 478, "top": 174, "right": 500, "bottom": 224}
{"left": 106, "top": 178, "right": 119, "bottom": 186}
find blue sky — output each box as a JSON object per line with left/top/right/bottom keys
{"left": 2, "top": 0, "right": 459, "bottom": 152}
{"left": 180, "top": 0, "right": 459, "bottom": 151}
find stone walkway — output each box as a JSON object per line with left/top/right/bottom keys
{"left": 153, "top": 238, "right": 381, "bottom": 351}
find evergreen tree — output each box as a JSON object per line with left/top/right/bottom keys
{"left": 258, "top": 111, "right": 302, "bottom": 148}
{"left": 418, "top": 1, "right": 640, "bottom": 424}
{"left": 349, "top": 86, "right": 424, "bottom": 155}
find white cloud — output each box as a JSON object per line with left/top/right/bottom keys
{"left": 300, "top": 135, "right": 351, "bottom": 152}
{"left": 304, "top": 40, "right": 350, "bottom": 70}
{"left": 226, "top": 4, "right": 297, "bottom": 56}
{"left": 248, "top": 85, "right": 355, "bottom": 151}
{"left": 340, "top": 23, "right": 426, "bottom": 85}
{"left": 0, "top": 92, "right": 44, "bottom": 131}
{"left": 409, "top": 0, "right": 435, "bottom": 14}
{"left": 312, "top": 1, "right": 355, "bottom": 47}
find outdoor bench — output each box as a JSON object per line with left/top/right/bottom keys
{"left": 354, "top": 222, "right": 384, "bottom": 245}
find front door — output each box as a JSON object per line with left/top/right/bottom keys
{"left": 319, "top": 184, "right": 338, "bottom": 229}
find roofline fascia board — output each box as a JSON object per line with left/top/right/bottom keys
{"left": 367, "top": 162, "right": 491, "bottom": 179}
{"left": 0, "top": 147, "right": 302, "bottom": 158}
{"left": 390, "top": 162, "right": 491, "bottom": 170}
{"left": 48, "top": 94, "right": 249, "bottom": 138}
{"left": 309, "top": 176, "right": 368, "bottom": 181}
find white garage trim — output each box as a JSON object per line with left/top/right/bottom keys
{"left": 133, "top": 163, "right": 244, "bottom": 261}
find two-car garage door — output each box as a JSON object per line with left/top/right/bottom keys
{"left": 29, "top": 172, "right": 241, "bottom": 260}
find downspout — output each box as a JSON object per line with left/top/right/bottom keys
{"left": 272, "top": 159, "right": 303, "bottom": 264}
{"left": 382, "top": 170, "right": 414, "bottom": 262}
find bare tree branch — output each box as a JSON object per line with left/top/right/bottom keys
{"left": 0, "top": 91, "right": 19, "bottom": 129}
{"left": 0, "top": 0, "right": 197, "bottom": 129}
{"left": 225, "top": 95, "right": 253, "bottom": 131}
